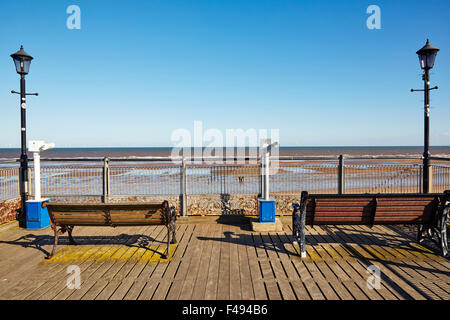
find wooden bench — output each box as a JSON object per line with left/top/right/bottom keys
{"left": 43, "top": 201, "right": 177, "bottom": 259}
{"left": 292, "top": 190, "right": 449, "bottom": 258}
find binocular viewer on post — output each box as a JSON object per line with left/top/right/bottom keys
{"left": 28, "top": 140, "right": 55, "bottom": 153}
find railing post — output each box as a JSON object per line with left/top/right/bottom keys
{"left": 338, "top": 155, "right": 345, "bottom": 194}
{"left": 181, "top": 158, "right": 187, "bottom": 216}
{"left": 102, "top": 157, "right": 110, "bottom": 203}
{"left": 17, "top": 168, "right": 21, "bottom": 198}
{"left": 428, "top": 164, "right": 433, "bottom": 193}
{"left": 260, "top": 159, "right": 264, "bottom": 196}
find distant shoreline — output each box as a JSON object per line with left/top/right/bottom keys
{"left": 1, "top": 146, "right": 450, "bottom": 158}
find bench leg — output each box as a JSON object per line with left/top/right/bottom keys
{"left": 440, "top": 224, "right": 448, "bottom": 258}
{"left": 293, "top": 191, "right": 308, "bottom": 258}
{"left": 440, "top": 205, "right": 448, "bottom": 257}
{"left": 298, "top": 209, "right": 306, "bottom": 258}
{"left": 67, "top": 226, "right": 77, "bottom": 245}
{"left": 417, "top": 224, "right": 424, "bottom": 243}
{"left": 46, "top": 224, "right": 59, "bottom": 259}
{"left": 292, "top": 209, "right": 306, "bottom": 258}
{"left": 169, "top": 206, "right": 177, "bottom": 244}
{"left": 170, "top": 224, "right": 177, "bottom": 244}
{"left": 164, "top": 228, "right": 170, "bottom": 259}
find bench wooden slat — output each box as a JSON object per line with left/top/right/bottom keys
{"left": 47, "top": 202, "right": 166, "bottom": 227}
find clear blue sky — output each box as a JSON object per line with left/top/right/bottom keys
{"left": 0, "top": 0, "right": 449, "bottom": 147}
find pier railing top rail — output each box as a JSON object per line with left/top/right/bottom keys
{"left": 1, "top": 154, "right": 441, "bottom": 163}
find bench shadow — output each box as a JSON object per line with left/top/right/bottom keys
{"left": 197, "top": 230, "right": 387, "bottom": 253}
{"left": 196, "top": 227, "right": 449, "bottom": 299}
{"left": 322, "top": 225, "right": 446, "bottom": 257}
{"left": 0, "top": 233, "right": 166, "bottom": 258}
{"left": 214, "top": 215, "right": 253, "bottom": 231}
{"left": 335, "top": 242, "right": 444, "bottom": 300}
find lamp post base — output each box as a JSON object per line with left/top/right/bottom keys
{"left": 251, "top": 218, "right": 283, "bottom": 232}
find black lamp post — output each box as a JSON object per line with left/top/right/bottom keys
{"left": 411, "top": 39, "right": 439, "bottom": 193}
{"left": 10, "top": 45, "right": 38, "bottom": 227}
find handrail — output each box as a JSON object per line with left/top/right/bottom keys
{"left": 430, "top": 156, "right": 450, "bottom": 161}
{"left": 0, "top": 154, "right": 428, "bottom": 162}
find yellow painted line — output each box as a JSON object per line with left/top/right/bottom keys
{"left": 46, "top": 246, "right": 96, "bottom": 263}
{"left": 47, "top": 245, "right": 116, "bottom": 263}
{"left": 129, "top": 247, "right": 148, "bottom": 262}
{"left": 117, "top": 247, "right": 139, "bottom": 262}
{"left": 396, "top": 247, "right": 420, "bottom": 259}
{"left": 0, "top": 220, "right": 19, "bottom": 232}
{"left": 306, "top": 246, "right": 323, "bottom": 261}
{"left": 86, "top": 245, "right": 117, "bottom": 262}
{"left": 77, "top": 246, "right": 105, "bottom": 261}
{"left": 41, "top": 245, "right": 96, "bottom": 264}
{"left": 106, "top": 246, "right": 130, "bottom": 260}
{"left": 90, "top": 245, "right": 124, "bottom": 262}
{"left": 352, "top": 245, "right": 375, "bottom": 259}
{"left": 409, "top": 242, "right": 435, "bottom": 254}
{"left": 362, "top": 246, "right": 387, "bottom": 260}
{"left": 43, "top": 244, "right": 179, "bottom": 264}
{"left": 333, "top": 244, "right": 353, "bottom": 257}
{"left": 344, "top": 244, "right": 370, "bottom": 259}
{"left": 159, "top": 244, "right": 177, "bottom": 262}
{"left": 319, "top": 244, "right": 340, "bottom": 259}
{"left": 138, "top": 247, "right": 156, "bottom": 263}
{"left": 149, "top": 245, "right": 166, "bottom": 262}
{"left": 383, "top": 246, "right": 409, "bottom": 259}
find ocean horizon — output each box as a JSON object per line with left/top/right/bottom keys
{"left": 1, "top": 146, "right": 450, "bottom": 159}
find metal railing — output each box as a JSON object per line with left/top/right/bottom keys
{"left": 431, "top": 161, "right": 450, "bottom": 193}
{"left": 0, "top": 164, "right": 19, "bottom": 201}
{"left": 344, "top": 161, "right": 422, "bottom": 194}
{"left": 2, "top": 155, "right": 450, "bottom": 208}
{"left": 272, "top": 159, "right": 339, "bottom": 193}
{"left": 35, "top": 164, "right": 103, "bottom": 197}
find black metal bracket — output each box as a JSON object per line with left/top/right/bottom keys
{"left": 11, "top": 90, "right": 39, "bottom": 96}
{"left": 410, "top": 86, "right": 438, "bottom": 92}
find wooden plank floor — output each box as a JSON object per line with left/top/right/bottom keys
{"left": 0, "top": 218, "right": 448, "bottom": 300}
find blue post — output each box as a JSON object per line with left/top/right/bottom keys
{"left": 258, "top": 198, "right": 276, "bottom": 222}
{"left": 25, "top": 199, "right": 50, "bottom": 229}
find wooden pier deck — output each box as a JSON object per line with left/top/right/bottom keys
{"left": 0, "top": 217, "right": 448, "bottom": 300}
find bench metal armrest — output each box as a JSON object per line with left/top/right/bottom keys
{"left": 439, "top": 192, "right": 450, "bottom": 257}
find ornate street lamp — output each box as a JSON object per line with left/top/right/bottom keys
{"left": 10, "top": 46, "right": 38, "bottom": 227}
{"left": 411, "top": 39, "right": 439, "bottom": 193}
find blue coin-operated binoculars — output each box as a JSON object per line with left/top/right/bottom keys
{"left": 258, "top": 140, "right": 279, "bottom": 223}
{"left": 25, "top": 140, "right": 54, "bottom": 229}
